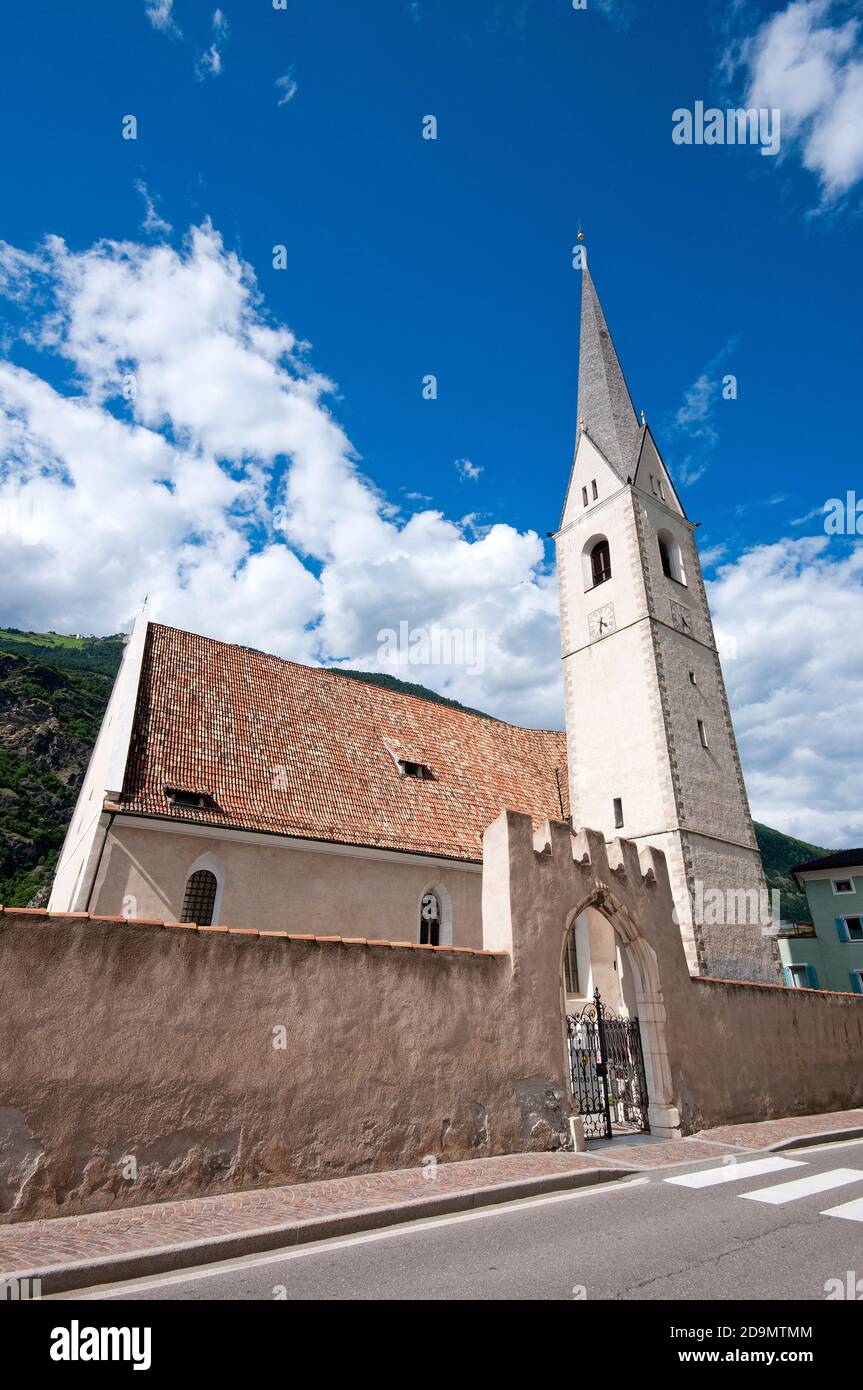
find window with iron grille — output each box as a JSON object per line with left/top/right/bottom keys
{"left": 181, "top": 869, "right": 218, "bottom": 926}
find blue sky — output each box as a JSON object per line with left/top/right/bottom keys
{"left": 1, "top": 0, "right": 862, "bottom": 844}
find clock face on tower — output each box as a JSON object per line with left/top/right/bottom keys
{"left": 588, "top": 602, "right": 616, "bottom": 641}
{"left": 670, "top": 601, "right": 693, "bottom": 634}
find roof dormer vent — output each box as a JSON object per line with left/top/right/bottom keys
{"left": 399, "top": 759, "right": 433, "bottom": 781}
{"left": 165, "top": 785, "right": 217, "bottom": 811}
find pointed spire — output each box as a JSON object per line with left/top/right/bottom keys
{"left": 577, "top": 258, "right": 642, "bottom": 480}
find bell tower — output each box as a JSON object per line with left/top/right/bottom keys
{"left": 554, "top": 248, "right": 778, "bottom": 982}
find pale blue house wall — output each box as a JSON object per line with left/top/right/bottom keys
{"left": 779, "top": 866, "right": 863, "bottom": 993}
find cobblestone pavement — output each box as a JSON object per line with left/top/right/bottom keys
{"left": 1, "top": 1109, "right": 860, "bottom": 1280}
{"left": 586, "top": 1109, "right": 863, "bottom": 1168}
{"left": 696, "top": 1107, "right": 863, "bottom": 1151}
{"left": 586, "top": 1138, "right": 740, "bottom": 1167}
{"left": 0, "top": 1152, "right": 603, "bottom": 1275}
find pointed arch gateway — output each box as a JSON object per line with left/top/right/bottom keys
{"left": 561, "top": 886, "right": 680, "bottom": 1139}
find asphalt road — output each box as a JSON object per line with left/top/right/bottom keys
{"left": 65, "top": 1136, "right": 863, "bottom": 1302}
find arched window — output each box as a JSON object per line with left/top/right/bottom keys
{"left": 659, "top": 535, "right": 673, "bottom": 579}
{"left": 420, "top": 891, "right": 441, "bottom": 946}
{"left": 181, "top": 869, "right": 218, "bottom": 926}
{"left": 657, "top": 529, "right": 686, "bottom": 585}
{"left": 590, "top": 538, "right": 611, "bottom": 587}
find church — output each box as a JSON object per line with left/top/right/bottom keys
{"left": 48, "top": 257, "right": 778, "bottom": 990}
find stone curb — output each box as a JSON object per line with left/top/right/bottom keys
{"left": 3, "top": 1165, "right": 634, "bottom": 1297}
{"left": 767, "top": 1125, "right": 863, "bottom": 1154}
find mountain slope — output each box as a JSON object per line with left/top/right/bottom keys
{"left": 753, "top": 821, "right": 828, "bottom": 925}
{"left": 0, "top": 650, "right": 114, "bottom": 904}
{"left": 0, "top": 628, "right": 125, "bottom": 677}
{"left": 0, "top": 625, "right": 834, "bottom": 917}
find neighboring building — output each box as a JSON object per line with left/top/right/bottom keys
{"left": 779, "top": 851, "right": 863, "bottom": 994}
{"left": 49, "top": 251, "right": 777, "bottom": 985}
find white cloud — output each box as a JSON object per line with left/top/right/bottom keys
{"left": 134, "top": 180, "right": 172, "bottom": 237}
{"left": 791, "top": 502, "right": 829, "bottom": 526}
{"left": 275, "top": 70, "right": 299, "bottom": 107}
{"left": 145, "top": 0, "right": 180, "bottom": 35}
{"left": 3, "top": 219, "right": 855, "bottom": 837}
{"left": 734, "top": 0, "right": 863, "bottom": 201}
{"left": 667, "top": 341, "right": 735, "bottom": 487}
{"left": 455, "top": 457, "right": 482, "bottom": 482}
{"left": 708, "top": 536, "right": 863, "bottom": 845}
{"left": 697, "top": 542, "right": 728, "bottom": 569}
{"left": 196, "top": 9, "right": 229, "bottom": 80}
{"left": 0, "top": 221, "right": 563, "bottom": 728}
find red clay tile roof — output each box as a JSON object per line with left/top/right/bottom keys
{"left": 120, "top": 623, "right": 569, "bottom": 863}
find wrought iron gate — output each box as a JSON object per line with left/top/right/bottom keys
{"left": 566, "top": 990, "right": 649, "bottom": 1139}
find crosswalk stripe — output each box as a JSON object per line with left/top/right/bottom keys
{"left": 821, "top": 1196, "right": 863, "bottom": 1223}
{"left": 740, "top": 1168, "right": 863, "bottom": 1205}
{"left": 663, "top": 1156, "right": 804, "bottom": 1189}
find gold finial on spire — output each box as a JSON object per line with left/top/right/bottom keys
{"left": 577, "top": 228, "right": 585, "bottom": 243}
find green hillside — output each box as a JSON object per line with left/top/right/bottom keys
{"left": 0, "top": 627, "right": 125, "bottom": 677}
{"left": 0, "top": 624, "right": 837, "bottom": 917}
{"left": 0, "top": 649, "right": 114, "bottom": 905}
{"left": 753, "top": 821, "right": 829, "bottom": 925}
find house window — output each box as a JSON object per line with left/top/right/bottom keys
{"left": 590, "top": 539, "right": 611, "bottom": 587}
{"left": 591, "top": 479, "right": 598, "bottom": 501}
{"left": 850, "top": 972, "right": 863, "bottom": 995}
{"left": 582, "top": 486, "right": 589, "bottom": 507}
{"left": 659, "top": 536, "right": 673, "bottom": 579}
{"left": 181, "top": 869, "right": 218, "bottom": 926}
{"left": 697, "top": 719, "right": 708, "bottom": 748}
{"left": 613, "top": 797, "right": 624, "bottom": 829}
{"left": 785, "top": 963, "right": 817, "bottom": 989}
{"left": 658, "top": 478, "right": 666, "bottom": 501}
{"left": 420, "top": 892, "right": 440, "bottom": 946}
{"left": 832, "top": 878, "right": 855, "bottom": 895}
{"left": 563, "top": 926, "right": 580, "bottom": 995}
{"left": 841, "top": 916, "right": 863, "bottom": 942}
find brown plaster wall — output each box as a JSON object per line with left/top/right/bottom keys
{"left": 678, "top": 978, "right": 863, "bottom": 1130}
{"left": 493, "top": 812, "right": 863, "bottom": 1136}
{"left": 2, "top": 811, "right": 862, "bottom": 1222}
{"left": 0, "top": 910, "right": 569, "bottom": 1222}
